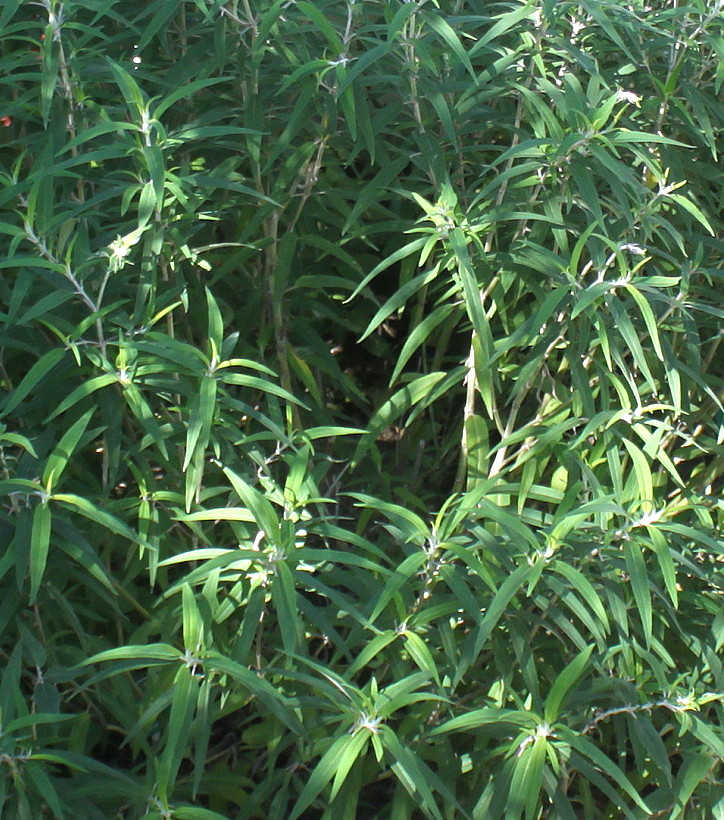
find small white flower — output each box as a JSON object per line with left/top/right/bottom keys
{"left": 109, "top": 236, "right": 131, "bottom": 259}
{"left": 252, "top": 530, "right": 265, "bottom": 550}
{"left": 616, "top": 89, "right": 641, "bottom": 107}
{"left": 620, "top": 243, "right": 646, "bottom": 256}
{"left": 632, "top": 509, "right": 663, "bottom": 527}
{"left": 570, "top": 17, "right": 585, "bottom": 37}
{"left": 353, "top": 713, "right": 382, "bottom": 733}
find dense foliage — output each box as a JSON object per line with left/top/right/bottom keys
{"left": 0, "top": 0, "right": 722, "bottom": 817}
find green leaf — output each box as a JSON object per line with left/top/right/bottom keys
{"left": 52, "top": 493, "right": 152, "bottom": 554}
{"left": 156, "top": 665, "right": 198, "bottom": 805}
{"left": 222, "top": 467, "right": 280, "bottom": 542}
{"left": 647, "top": 525, "right": 677, "bottom": 608}
{"left": 464, "top": 413, "right": 490, "bottom": 490}
{"left": 29, "top": 501, "right": 51, "bottom": 603}
{"left": 622, "top": 437, "right": 653, "bottom": 504}
{"left": 379, "top": 724, "right": 452, "bottom": 820}
{"left": 431, "top": 708, "right": 537, "bottom": 736}
{"left": 296, "top": 2, "right": 343, "bottom": 54}
{"left": 390, "top": 303, "right": 457, "bottom": 385}
{"left": 177, "top": 508, "right": 256, "bottom": 523}
{"left": 46, "top": 374, "right": 118, "bottom": 421}
{"left": 204, "top": 653, "right": 301, "bottom": 733}
{"left": 609, "top": 130, "right": 692, "bottom": 147}
{"left": 24, "top": 761, "right": 64, "bottom": 819}
{"left": 351, "top": 372, "right": 446, "bottom": 466}
{"left": 368, "top": 553, "right": 428, "bottom": 625}
{"left": 347, "top": 631, "right": 398, "bottom": 676}
{"left": 459, "top": 564, "right": 535, "bottom": 685}
{"left": 608, "top": 298, "right": 657, "bottom": 394}
{"left": 205, "top": 286, "right": 224, "bottom": 354}
{"left": 403, "top": 631, "right": 441, "bottom": 686}
{"left": 1, "top": 348, "right": 66, "bottom": 417}
{"left": 218, "top": 372, "right": 307, "bottom": 406}
{"left": 272, "top": 560, "right": 300, "bottom": 653}
{"left": 449, "top": 228, "right": 489, "bottom": 351}
{"left": 330, "top": 730, "right": 370, "bottom": 801}
{"left": 544, "top": 645, "right": 593, "bottom": 723}
{"left": 421, "top": 12, "right": 476, "bottom": 80}
{"left": 289, "top": 732, "right": 356, "bottom": 820}
{"left": 184, "top": 375, "right": 217, "bottom": 510}
{"left": 469, "top": 1, "right": 536, "bottom": 54}
{"left": 83, "top": 644, "right": 182, "bottom": 665}
{"left": 42, "top": 408, "right": 95, "bottom": 490}
{"left": 152, "top": 78, "right": 230, "bottom": 120}
{"left": 624, "top": 539, "right": 652, "bottom": 648}
{"left": 557, "top": 726, "right": 652, "bottom": 814}
{"left": 508, "top": 734, "right": 548, "bottom": 820}
{"left": 121, "top": 382, "right": 169, "bottom": 459}
{"left": 360, "top": 269, "right": 438, "bottom": 343}
{"left": 622, "top": 283, "right": 663, "bottom": 361}
{"left": 107, "top": 58, "right": 146, "bottom": 111}
{"left": 670, "top": 750, "right": 717, "bottom": 818}
{"left": 666, "top": 192, "right": 715, "bottom": 235}
{"left": 346, "top": 238, "right": 428, "bottom": 302}
{"left": 549, "top": 562, "right": 609, "bottom": 631}
{"left": 182, "top": 583, "right": 204, "bottom": 652}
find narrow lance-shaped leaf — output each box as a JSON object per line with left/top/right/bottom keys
{"left": 458, "top": 563, "right": 534, "bottom": 685}
{"left": 449, "top": 228, "right": 490, "bottom": 353}
{"left": 420, "top": 11, "right": 476, "bottom": 80}
{"left": 623, "top": 283, "right": 663, "bottom": 361}
{"left": 203, "top": 653, "right": 302, "bottom": 733}
{"left": 507, "top": 734, "right": 549, "bottom": 820}
{"left": 378, "top": 724, "right": 450, "bottom": 820}
{"left": 403, "top": 631, "right": 441, "bottom": 687}
{"left": 647, "top": 525, "right": 678, "bottom": 608}
{"left": 52, "top": 493, "right": 154, "bottom": 556}
{"left": 622, "top": 437, "right": 654, "bottom": 504}
{"left": 557, "top": 726, "right": 653, "bottom": 814}
{"left": 182, "top": 583, "right": 203, "bottom": 652}
{"left": 289, "top": 730, "right": 362, "bottom": 820}
{"left": 272, "top": 560, "right": 300, "bottom": 653}
{"left": 624, "top": 539, "right": 652, "bottom": 648}
{"left": 121, "top": 382, "right": 169, "bottom": 459}
{"left": 608, "top": 298, "right": 657, "bottom": 394}
{"left": 205, "top": 287, "right": 224, "bottom": 356}
{"left": 1, "top": 348, "right": 65, "bottom": 418}
{"left": 46, "top": 374, "right": 117, "bottom": 421}
{"left": 183, "top": 375, "right": 216, "bottom": 473}
{"left": 665, "top": 192, "right": 715, "bottom": 235}
{"left": 359, "top": 269, "right": 438, "bottom": 343}
{"left": 156, "top": 665, "right": 198, "bottom": 806}
{"left": 29, "top": 500, "right": 51, "bottom": 603}
{"left": 330, "top": 730, "right": 370, "bottom": 801}
{"left": 544, "top": 645, "right": 594, "bottom": 723}
{"left": 222, "top": 466, "right": 280, "bottom": 542}
{"left": 351, "top": 372, "right": 446, "bottom": 466}
{"left": 24, "top": 761, "right": 64, "bottom": 818}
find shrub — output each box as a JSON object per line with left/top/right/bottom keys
{"left": 0, "top": 1, "right": 721, "bottom": 817}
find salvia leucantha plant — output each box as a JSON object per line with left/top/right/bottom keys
{"left": 0, "top": 0, "right": 721, "bottom": 817}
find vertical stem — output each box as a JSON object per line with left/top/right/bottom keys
{"left": 263, "top": 209, "right": 299, "bottom": 430}
{"left": 404, "top": 14, "right": 425, "bottom": 134}
{"left": 455, "top": 38, "right": 539, "bottom": 489}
